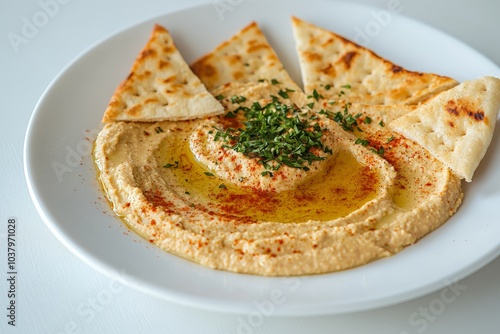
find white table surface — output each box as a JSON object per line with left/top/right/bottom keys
{"left": 2, "top": 0, "right": 499, "bottom": 333}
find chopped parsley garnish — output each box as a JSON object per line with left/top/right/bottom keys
{"left": 231, "top": 95, "right": 247, "bottom": 104}
{"left": 379, "top": 120, "right": 385, "bottom": 127}
{"left": 219, "top": 184, "right": 227, "bottom": 189}
{"left": 155, "top": 126, "right": 164, "bottom": 134}
{"left": 270, "top": 95, "right": 280, "bottom": 103}
{"left": 342, "top": 114, "right": 359, "bottom": 130}
{"left": 204, "top": 172, "right": 215, "bottom": 177}
{"left": 306, "top": 102, "right": 315, "bottom": 109}
{"left": 341, "top": 84, "right": 352, "bottom": 89}
{"left": 308, "top": 89, "right": 324, "bottom": 101}
{"left": 185, "top": 191, "right": 190, "bottom": 195}
{"left": 215, "top": 94, "right": 224, "bottom": 100}
{"left": 261, "top": 171, "right": 274, "bottom": 177}
{"left": 318, "top": 103, "right": 359, "bottom": 132}
{"left": 364, "top": 116, "right": 372, "bottom": 124}
{"left": 213, "top": 129, "right": 223, "bottom": 141}
{"left": 214, "top": 99, "right": 331, "bottom": 173}
{"left": 372, "top": 147, "right": 385, "bottom": 156}
{"left": 355, "top": 138, "right": 369, "bottom": 146}
{"left": 278, "top": 88, "right": 295, "bottom": 99}
{"left": 387, "top": 136, "right": 395, "bottom": 143}
{"left": 163, "top": 161, "right": 179, "bottom": 169}
{"left": 325, "top": 84, "right": 331, "bottom": 90}
{"left": 271, "top": 79, "right": 280, "bottom": 85}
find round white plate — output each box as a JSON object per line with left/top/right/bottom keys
{"left": 24, "top": 0, "right": 500, "bottom": 316}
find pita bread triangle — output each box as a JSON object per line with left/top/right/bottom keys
{"left": 191, "top": 22, "right": 301, "bottom": 92}
{"left": 390, "top": 76, "right": 500, "bottom": 182}
{"left": 291, "top": 17, "right": 458, "bottom": 105}
{"left": 102, "top": 24, "right": 224, "bottom": 123}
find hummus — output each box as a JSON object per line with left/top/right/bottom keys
{"left": 94, "top": 82, "right": 463, "bottom": 276}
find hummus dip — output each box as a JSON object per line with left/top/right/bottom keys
{"left": 94, "top": 82, "right": 463, "bottom": 276}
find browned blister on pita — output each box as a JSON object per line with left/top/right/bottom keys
{"left": 191, "top": 22, "right": 301, "bottom": 93}
{"left": 102, "top": 24, "right": 224, "bottom": 123}
{"left": 391, "top": 76, "right": 500, "bottom": 182}
{"left": 291, "top": 17, "right": 458, "bottom": 105}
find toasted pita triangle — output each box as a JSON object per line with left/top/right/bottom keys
{"left": 102, "top": 24, "right": 224, "bottom": 123}
{"left": 191, "top": 22, "right": 300, "bottom": 92}
{"left": 391, "top": 76, "right": 500, "bottom": 182}
{"left": 291, "top": 17, "right": 458, "bottom": 105}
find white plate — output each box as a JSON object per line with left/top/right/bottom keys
{"left": 24, "top": 0, "right": 500, "bottom": 316}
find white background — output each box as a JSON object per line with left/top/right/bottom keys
{"left": 1, "top": 0, "right": 500, "bottom": 333}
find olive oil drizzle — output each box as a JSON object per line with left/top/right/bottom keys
{"left": 157, "top": 139, "right": 380, "bottom": 223}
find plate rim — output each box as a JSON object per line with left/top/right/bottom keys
{"left": 24, "top": 0, "right": 500, "bottom": 316}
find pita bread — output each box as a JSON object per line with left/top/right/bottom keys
{"left": 390, "top": 76, "right": 500, "bottom": 182}
{"left": 191, "top": 22, "right": 301, "bottom": 92}
{"left": 102, "top": 24, "right": 224, "bottom": 123}
{"left": 291, "top": 17, "right": 458, "bottom": 105}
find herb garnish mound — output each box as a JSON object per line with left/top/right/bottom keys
{"left": 214, "top": 99, "right": 332, "bottom": 175}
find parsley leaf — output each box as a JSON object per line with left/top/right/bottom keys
{"left": 371, "top": 147, "right": 385, "bottom": 156}
{"left": 278, "top": 88, "right": 295, "bottom": 99}
{"left": 231, "top": 95, "right": 247, "bottom": 104}
{"left": 163, "top": 161, "right": 179, "bottom": 169}
{"left": 318, "top": 103, "right": 358, "bottom": 132}
{"left": 355, "top": 138, "right": 370, "bottom": 146}
{"left": 308, "top": 89, "right": 324, "bottom": 101}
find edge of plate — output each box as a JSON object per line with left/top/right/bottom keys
{"left": 23, "top": 0, "right": 500, "bottom": 316}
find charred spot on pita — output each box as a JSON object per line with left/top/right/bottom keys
{"left": 341, "top": 51, "right": 357, "bottom": 68}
